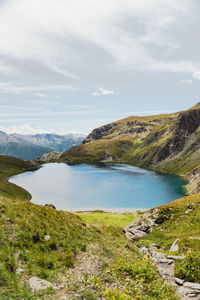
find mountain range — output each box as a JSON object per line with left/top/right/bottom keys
{"left": 59, "top": 102, "right": 200, "bottom": 194}
{"left": 0, "top": 132, "right": 85, "bottom": 160}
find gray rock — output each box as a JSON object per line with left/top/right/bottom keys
{"left": 167, "top": 255, "right": 185, "bottom": 260}
{"left": 184, "top": 282, "right": 200, "bottom": 290}
{"left": 170, "top": 238, "right": 179, "bottom": 252}
{"left": 175, "top": 277, "right": 184, "bottom": 285}
{"left": 138, "top": 246, "right": 149, "bottom": 254}
{"left": 125, "top": 232, "right": 134, "bottom": 240}
{"left": 16, "top": 267, "right": 24, "bottom": 274}
{"left": 179, "top": 286, "right": 200, "bottom": 297}
{"left": 189, "top": 237, "right": 200, "bottom": 240}
{"left": 185, "top": 208, "right": 192, "bottom": 214}
{"left": 158, "top": 259, "right": 173, "bottom": 265}
{"left": 44, "top": 235, "right": 50, "bottom": 241}
{"left": 28, "top": 277, "right": 59, "bottom": 291}
{"left": 148, "top": 248, "right": 165, "bottom": 262}
{"left": 150, "top": 243, "right": 161, "bottom": 249}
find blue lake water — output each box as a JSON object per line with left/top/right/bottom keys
{"left": 9, "top": 162, "right": 187, "bottom": 211}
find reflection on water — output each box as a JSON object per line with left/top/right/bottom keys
{"left": 9, "top": 162, "right": 187, "bottom": 211}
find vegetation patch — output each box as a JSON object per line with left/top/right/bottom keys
{"left": 76, "top": 211, "right": 136, "bottom": 227}
{"left": 0, "top": 155, "right": 39, "bottom": 200}
{"left": 0, "top": 198, "right": 177, "bottom": 299}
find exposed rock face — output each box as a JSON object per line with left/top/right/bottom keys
{"left": 36, "top": 151, "right": 62, "bottom": 163}
{"left": 99, "top": 150, "right": 112, "bottom": 160}
{"left": 125, "top": 208, "right": 170, "bottom": 241}
{"left": 61, "top": 103, "right": 200, "bottom": 193}
{"left": 154, "top": 110, "right": 200, "bottom": 162}
{"left": 83, "top": 122, "right": 118, "bottom": 144}
{"left": 187, "top": 167, "right": 200, "bottom": 194}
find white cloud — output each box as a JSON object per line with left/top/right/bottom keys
{"left": 44, "top": 110, "right": 51, "bottom": 115}
{"left": 34, "top": 92, "right": 48, "bottom": 97}
{"left": 0, "top": 0, "right": 199, "bottom": 87}
{"left": 0, "top": 83, "right": 74, "bottom": 94}
{"left": 92, "top": 87, "right": 117, "bottom": 96}
{"left": 180, "top": 79, "right": 192, "bottom": 84}
{"left": 192, "top": 71, "right": 200, "bottom": 80}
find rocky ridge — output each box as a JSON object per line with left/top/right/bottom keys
{"left": 60, "top": 103, "right": 200, "bottom": 194}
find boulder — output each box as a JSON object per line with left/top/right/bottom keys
{"left": 175, "top": 277, "right": 184, "bottom": 285}
{"left": 28, "top": 277, "right": 58, "bottom": 291}
{"left": 169, "top": 238, "right": 179, "bottom": 252}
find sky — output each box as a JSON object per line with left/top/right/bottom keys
{"left": 0, "top": 0, "right": 200, "bottom": 135}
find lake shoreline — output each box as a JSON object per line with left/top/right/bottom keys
{"left": 72, "top": 208, "right": 147, "bottom": 214}
{"left": 9, "top": 162, "right": 187, "bottom": 211}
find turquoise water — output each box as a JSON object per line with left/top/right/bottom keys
{"left": 9, "top": 162, "right": 186, "bottom": 211}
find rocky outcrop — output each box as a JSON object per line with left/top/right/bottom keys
{"left": 187, "top": 167, "right": 200, "bottom": 194}
{"left": 36, "top": 151, "right": 62, "bottom": 163}
{"left": 126, "top": 209, "right": 200, "bottom": 300}
{"left": 61, "top": 103, "right": 200, "bottom": 193}
{"left": 138, "top": 246, "right": 200, "bottom": 299}
{"left": 83, "top": 122, "right": 118, "bottom": 144}
{"left": 125, "top": 208, "right": 170, "bottom": 241}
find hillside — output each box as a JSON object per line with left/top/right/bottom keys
{"left": 0, "top": 155, "right": 39, "bottom": 200}
{"left": 0, "top": 132, "right": 85, "bottom": 160}
{"left": 0, "top": 197, "right": 178, "bottom": 299}
{"left": 60, "top": 103, "right": 200, "bottom": 194}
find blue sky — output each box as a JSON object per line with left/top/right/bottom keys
{"left": 0, "top": 0, "right": 199, "bottom": 134}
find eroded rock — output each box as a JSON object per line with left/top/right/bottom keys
{"left": 170, "top": 238, "right": 179, "bottom": 252}
{"left": 28, "top": 277, "right": 58, "bottom": 291}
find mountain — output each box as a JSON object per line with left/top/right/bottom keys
{"left": 0, "top": 104, "right": 199, "bottom": 298}
{"left": 60, "top": 103, "right": 200, "bottom": 194}
{"left": 0, "top": 132, "right": 85, "bottom": 160}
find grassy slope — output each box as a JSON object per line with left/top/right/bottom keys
{"left": 59, "top": 106, "right": 200, "bottom": 180}
{"left": 0, "top": 155, "right": 39, "bottom": 200}
{"left": 135, "top": 194, "right": 200, "bottom": 283}
{"left": 76, "top": 211, "right": 136, "bottom": 227}
{"left": 0, "top": 197, "right": 177, "bottom": 299}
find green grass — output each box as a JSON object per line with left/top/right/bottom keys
{"left": 137, "top": 194, "right": 200, "bottom": 283}
{"left": 76, "top": 211, "right": 136, "bottom": 227}
{"left": 0, "top": 155, "right": 39, "bottom": 200}
{"left": 0, "top": 197, "right": 177, "bottom": 299}
{"left": 59, "top": 105, "right": 200, "bottom": 188}
{"left": 0, "top": 197, "right": 94, "bottom": 298}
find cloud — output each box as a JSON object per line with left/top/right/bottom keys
{"left": 192, "top": 71, "right": 200, "bottom": 80}
{"left": 33, "top": 92, "right": 48, "bottom": 97}
{"left": 92, "top": 87, "right": 117, "bottom": 96}
{"left": 180, "top": 79, "right": 192, "bottom": 84}
{"left": 0, "top": 83, "right": 74, "bottom": 95}
{"left": 0, "top": 0, "right": 199, "bottom": 89}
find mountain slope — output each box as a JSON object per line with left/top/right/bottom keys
{"left": 60, "top": 103, "right": 200, "bottom": 193}
{"left": 0, "top": 154, "right": 39, "bottom": 199}
{"left": 0, "top": 132, "right": 85, "bottom": 160}
{"left": 0, "top": 196, "right": 177, "bottom": 299}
